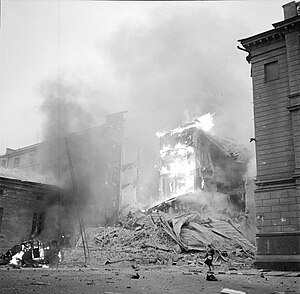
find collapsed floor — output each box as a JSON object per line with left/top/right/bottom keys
{"left": 63, "top": 211, "right": 255, "bottom": 271}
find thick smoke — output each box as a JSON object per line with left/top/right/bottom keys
{"left": 98, "top": 8, "right": 254, "bottom": 204}
{"left": 39, "top": 74, "right": 107, "bottom": 140}
{"left": 37, "top": 75, "right": 115, "bottom": 241}
{"left": 37, "top": 6, "right": 256, "bottom": 237}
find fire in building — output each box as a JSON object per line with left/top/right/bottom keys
{"left": 239, "top": 1, "right": 300, "bottom": 270}
{"left": 156, "top": 114, "right": 253, "bottom": 223}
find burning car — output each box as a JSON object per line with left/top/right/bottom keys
{"left": 0, "top": 239, "right": 62, "bottom": 268}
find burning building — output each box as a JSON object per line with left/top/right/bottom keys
{"left": 239, "top": 1, "right": 300, "bottom": 270}
{"left": 157, "top": 114, "right": 252, "bottom": 218}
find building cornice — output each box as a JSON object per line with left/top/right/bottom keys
{"left": 255, "top": 177, "right": 296, "bottom": 191}
{"left": 0, "top": 177, "right": 59, "bottom": 193}
{"left": 239, "top": 15, "right": 300, "bottom": 51}
{"left": 273, "top": 15, "right": 300, "bottom": 32}
{"left": 239, "top": 29, "right": 282, "bottom": 50}
{"left": 257, "top": 231, "right": 300, "bottom": 238}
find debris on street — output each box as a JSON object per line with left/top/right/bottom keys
{"left": 221, "top": 289, "right": 246, "bottom": 294}
{"left": 64, "top": 210, "right": 255, "bottom": 269}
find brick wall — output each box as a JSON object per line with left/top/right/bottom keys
{"left": 0, "top": 181, "right": 56, "bottom": 252}
{"left": 255, "top": 188, "right": 300, "bottom": 233}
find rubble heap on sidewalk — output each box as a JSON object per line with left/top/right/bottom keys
{"left": 64, "top": 210, "right": 255, "bottom": 268}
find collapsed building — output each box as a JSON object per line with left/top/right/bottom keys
{"left": 156, "top": 117, "right": 252, "bottom": 218}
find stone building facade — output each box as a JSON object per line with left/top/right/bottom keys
{"left": 239, "top": 1, "right": 300, "bottom": 270}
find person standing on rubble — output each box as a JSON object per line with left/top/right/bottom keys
{"left": 204, "top": 244, "right": 215, "bottom": 271}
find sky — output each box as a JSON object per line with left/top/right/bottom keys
{"left": 0, "top": 0, "right": 289, "bottom": 173}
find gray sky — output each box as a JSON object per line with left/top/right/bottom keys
{"left": 0, "top": 0, "right": 288, "bottom": 157}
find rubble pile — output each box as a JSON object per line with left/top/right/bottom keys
{"left": 64, "top": 211, "right": 255, "bottom": 269}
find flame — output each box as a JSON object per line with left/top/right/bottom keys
{"left": 160, "top": 142, "right": 195, "bottom": 198}
{"left": 157, "top": 112, "right": 215, "bottom": 200}
{"left": 156, "top": 112, "right": 215, "bottom": 138}
{"left": 195, "top": 112, "right": 214, "bottom": 132}
{"left": 160, "top": 143, "right": 194, "bottom": 158}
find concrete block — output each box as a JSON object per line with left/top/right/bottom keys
{"left": 256, "top": 206, "right": 271, "bottom": 213}
{"left": 281, "top": 211, "right": 298, "bottom": 218}
{"left": 290, "top": 218, "right": 300, "bottom": 225}
{"left": 271, "top": 205, "right": 289, "bottom": 212}
{"left": 263, "top": 198, "right": 280, "bottom": 206}
{"left": 279, "top": 197, "right": 297, "bottom": 204}
{"left": 264, "top": 212, "right": 280, "bottom": 219}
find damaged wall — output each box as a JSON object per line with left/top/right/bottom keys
{"left": 158, "top": 122, "right": 250, "bottom": 203}
{"left": 0, "top": 112, "right": 125, "bottom": 247}
{"left": 0, "top": 177, "right": 60, "bottom": 252}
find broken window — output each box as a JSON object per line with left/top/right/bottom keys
{"left": 0, "top": 207, "right": 3, "bottom": 234}
{"left": 264, "top": 61, "right": 279, "bottom": 82}
{"left": 31, "top": 212, "right": 45, "bottom": 236}
{"left": 13, "top": 157, "right": 20, "bottom": 168}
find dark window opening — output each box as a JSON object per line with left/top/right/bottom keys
{"left": 1, "top": 160, "right": 6, "bottom": 168}
{"left": 0, "top": 207, "right": 3, "bottom": 234}
{"left": 228, "top": 194, "right": 245, "bottom": 212}
{"left": 13, "top": 157, "right": 20, "bottom": 168}
{"left": 34, "top": 192, "right": 43, "bottom": 201}
{"left": 265, "top": 61, "right": 279, "bottom": 82}
{"left": 31, "top": 212, "right": 45, "bottom": 236}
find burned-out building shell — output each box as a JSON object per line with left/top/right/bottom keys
{"left": 158, "top": 122, "right": 251, "bottom": 212}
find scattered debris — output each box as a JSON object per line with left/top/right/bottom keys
{"left": 130, "top": 272, "right": 140, "bottom": 279}
{"left": 221, "top": 289, "right": 246, "bottom": 294}
{"left": 207, "top": 272, "right": 218, "bottom": 281}
{"left": 63, "top": 210, "right": 255, "bottom": 269}
{"left": 30, "top": 281, "right": 48, "bottom": 286}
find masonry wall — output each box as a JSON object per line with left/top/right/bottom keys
{"left": 251, "top": 39, "right": 294, "bottom": 182}
{"left": 0, "top": 182, "right": 51, "bottom": 252}
{"left": 242, "top": 5, "right": 300, "bottom": 270}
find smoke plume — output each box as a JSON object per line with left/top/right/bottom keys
{"left": 37, "top": 5, "right": 256, "bottom": 235}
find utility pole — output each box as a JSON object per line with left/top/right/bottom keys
{"left": 65, "top": 137, "right": 90, "bottom": 264}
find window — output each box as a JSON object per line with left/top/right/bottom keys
{"left": 0, "top": 207, "right": 3, "bottom": 234}
{"left": 1, "top": 160, "right": 6, "bottom": 168}
{"left": 13, "top": 157, "right": 20, "bottom": 168}
{"left": 31, "top": 212, "right": 45, "bottom": 236}
{"left": 29, "top": 153, "right": 36, "bottom": 164}
{"left": 265, "top": 61, "right": 279, "bottom": 82}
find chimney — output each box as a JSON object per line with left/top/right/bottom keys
{"left": 6, "top": 148, "right": 16, "bottom": 155}
{"left": 282, "top": 1, "right": 300, "bottom": 19}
